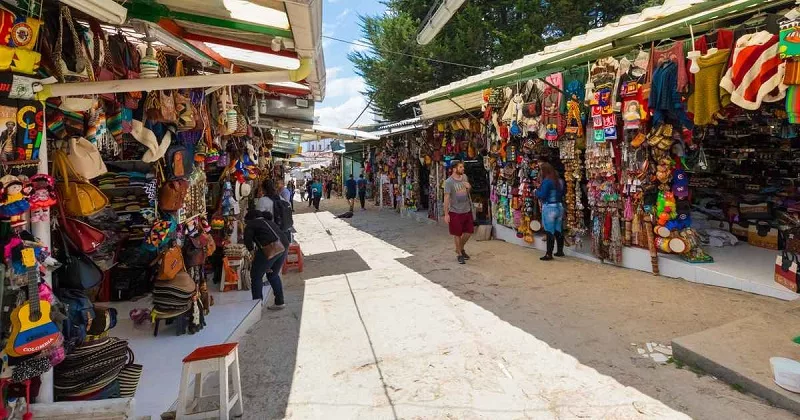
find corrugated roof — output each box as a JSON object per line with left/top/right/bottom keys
{"left": 401, "top": 0, "right": 769, "bottom": 105}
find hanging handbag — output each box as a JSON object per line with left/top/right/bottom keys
{"left": 257, "top": 220, "right": 285, "bottom": 260}
{"left": 56, "top": 231, "right": 104, "bottom": 290}
{"left": 174, "top": 60, "right": 195, "bottom": 131}
{"left": 156, "top": 246, "right": 184, "bottom": 281}
{"left": 52, "top": 5, "right": 94, "bottom": 83}
{"left": 159, "top": 179, "right": 190, "bottom": 212}
{"left": 183, "top": 234, "right": 208, "bottom": 268}
{"left": 67, "top": 136, "right": 107, "bottom": 180}
{"left": 53, "top": 150, "right": 109, "bottom": 217}
{"left": 775, "top": 250, "right": 800, "bottom": 292}
{"left": 59, "top": 192, "right": 106, "bottom": 254}
{"left": 88, "top": 19, "right": 116, "bottom": 103}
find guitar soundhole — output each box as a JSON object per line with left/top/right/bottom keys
{"left": 28, "top": 311, "right": 41, "bottom": 323}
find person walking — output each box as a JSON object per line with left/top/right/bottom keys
{"left": 311, "top": 178, "right": 323, "bottom": 211}
{"left": 345, "top": 174, "right": 357, "bottom": 212}
{"left": 443, "top": 161, "right": 474, "bottom": 264}
{"left": 357, "top": 173, "right": 367, "bottom": 210}
{"left": 306, "top": 179, "right": 314, "bottom": 207}
{"left": 325, "top": 178, "right": 334, "bottom": 200}
{"left": 287, "top": 180, "right": 296, "bottom": 211}
{"left": 536, "top": 162, "right": 565, "bottom": 261}
{"left": 243, "top": 209, "right": 289, "bottom": 309}
{"left": 299, "top": 179, "right": 306, "bottom": 202}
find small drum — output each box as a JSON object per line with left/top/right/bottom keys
{"left": 654, "top": 225, "right": 671, "bottom": 238}
{"left": 656, "top": 237, "right": 671, "bottom": 253}
{"left": 668, "top": 237, "right": 687, "bottom": 254}
{"left": 530, "top": 219, "right": 542, "bottom": 232}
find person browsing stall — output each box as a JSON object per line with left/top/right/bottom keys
{"left": 345, "top": 174, "right": 357, "bottom": 212}
{"left": 357, "top": 173, "right": 367, "bottom": 210}
{"left": 243, "top": 210, "right": 289, "bottom": 309}
{"left": 536, "top": 162, "right": 565, "bottom": 261}
{"left": 311, "top": 178, "right": 323, "bottom": 211}
{"left": 444, "top": 160, "right": 474, "bottom": 264}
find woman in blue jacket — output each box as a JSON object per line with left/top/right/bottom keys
{"left": 536, "top": 163, "right": 565, "bottom": 261}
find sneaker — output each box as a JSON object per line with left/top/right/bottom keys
{"left": 457, "top": 255, "right": 466, "bottom": 265}
{"left": 267, "top": 304, "right": 286, "bottom": 310}
{"left": 461, "top": 250, "right": 470, "bottom": 260}
{"left": 540, "top": 255, "right": 554, "bottom": 261}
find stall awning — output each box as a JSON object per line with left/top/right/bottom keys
{"left": 400, "top": 0, "right": 776, "bottom": 108}
{"left": 60, "top": 0, "right": 325, "bottom": 101}
{"left": 372, "top": 117, "right": 428, "bottom": 137}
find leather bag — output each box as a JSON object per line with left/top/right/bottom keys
{"left": 67, "top": 136, "right": 107, "bottom": 180}
{"left": 184, "top": 234, "right": 207, "bottom": 268}
{"left": 57, "top": 231, "right": 104, "bottom": 290}
{"left": 775, "top": 250, "right": 799, "bottom": 292}
{"left": 59, "top": 195, "right": 106, "bottom": 254}
{"left": 258, "top": 220, "right": 285, "bottom": 261}
{"left": 159, "top": 179, "right": 189, "bottom": 212}
{"left": 157, "top": 246, "right": 184, "bottom": 281}
{"left": 53, "top": 150, "right": 109, "bottom": 217}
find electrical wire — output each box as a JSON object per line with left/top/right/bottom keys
{"left": 323, "top": 35, "right": 484, "bottom": 70}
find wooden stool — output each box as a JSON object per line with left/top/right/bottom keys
{"left": 282, "top": 243, "right": 304, "bottom": 274}
{"left": 176, "top": 343, "right": 243, "bottom": 420}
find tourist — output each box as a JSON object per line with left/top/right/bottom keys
{"left": 243, "top": 209, "right": 289, "bottom": 309}
{"left": 345, "top": 174, "right": 357, "bottom": 212}
{"left": 311, "top": 178, "right": 323, "bottom": 211}
{"left": 357, "top": 173, "right": 367, "bottom": 210}
{"left": 306, "top": 179, "right": 313, "bottom": 207}
{"left": 256, "top": 179, "right": 276, "bottom": 215}
{"left": 536, "top": 162, "right": 565, "bottom": 261}
{"left": 326, "top": 178, "right": 334, "bottom": 199}
{"left": 443, "top": 160, "right": 474, "bottom": 264}
{"left": 287, "top": 179, "right": 296, "bottom": 211}
{"left": 299, "top": 178, "right": 306, "bottom": 202}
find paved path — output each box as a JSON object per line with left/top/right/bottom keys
{"left": 237, "top": 200, "right": 797, "bottom": 419}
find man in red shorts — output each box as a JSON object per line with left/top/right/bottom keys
{"left": 443, "top": 160, "right": 474, "bottom": 264}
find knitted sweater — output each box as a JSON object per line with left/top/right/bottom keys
{"left": 720, "top": 31, "right": 786, "bottom": 110}
{"left": 688, "top": 49, "right": 731, "bottom": 126}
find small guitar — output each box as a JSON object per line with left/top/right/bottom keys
{"left": 6, "top": 265, "right": 60, "bottom": 357}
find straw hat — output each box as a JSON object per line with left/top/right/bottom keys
{"left": 131, "top": 121, "right": 171, "bottom": 163}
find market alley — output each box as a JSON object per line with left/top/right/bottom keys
{"left": 237, "top": 199, "right": 797, "bottom": 420}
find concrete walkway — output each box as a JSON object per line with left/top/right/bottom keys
{"left": 238, "top": 211, "right": 689, "bottom": 419}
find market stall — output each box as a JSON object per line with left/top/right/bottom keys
{"left": 401, "top": 0, "right": 800, "bottom": 301}
{"left": 0, "top": 0, "right": 324, "bottom": 417}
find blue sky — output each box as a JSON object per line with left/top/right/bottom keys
{"left": 314, "top": 0, "right": 386, "bottom": 128}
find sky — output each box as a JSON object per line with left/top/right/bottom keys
{"left": 313, "top": 0, "right": 387, "bottom": 129}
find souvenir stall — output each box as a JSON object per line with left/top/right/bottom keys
{"left": 403, "top": 0, "right": 800, "bottom": 301}
{"left": 373, "top": 130, "right": 430, "bottom": 215}
{"left": 0, "top": 0, "right": 323, "bottom": 416}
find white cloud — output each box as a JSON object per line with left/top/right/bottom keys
{"left": 315, "top": 95, "right": 376, "bottom": 128}
{"left": 326, "top": 66, "right": 342, "bottom": 79}
{"left": 349, "top": 38, "right": 371, "bottom": 54}
{"left": 336, "top": 9, "right": 350, "bottom": 21}
{"left": 326, "top": 76, "right": 365, "bottom": 99}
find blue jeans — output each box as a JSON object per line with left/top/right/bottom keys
{"left": 251, "top": 249, "right": 287, "bottom": 303}
{"left": 542, "top": 203, "right": 564, "bottom": 234}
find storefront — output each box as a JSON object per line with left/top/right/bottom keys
{"left": 401, "top": 0, "right": 800, "bottom": 302}
{"left": 0, "top": 0, "right": 325, "bottom": 418}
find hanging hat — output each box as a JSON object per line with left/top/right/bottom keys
{"left": 234, "top": 180, "right": 252, "bottom": 202}
{"left": 246, "top": 142, "right": 259, "bottom": 165}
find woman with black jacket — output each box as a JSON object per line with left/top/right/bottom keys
{"left": 244, "top": 209, "right": 290, "bottom": 309}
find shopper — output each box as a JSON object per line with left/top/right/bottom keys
{"left": 345, "top": 174, "right": 357, "bottom": 212}
{"left": 243, "top": 209, "right": 289, "bottom": 309}
{"left": 443, "top": 160, "right": 474, "bottom": 264}
{"left": 357, "top": 173, "right": 367, "bottom": 210}
{"left": 256, "top": 179, "right": 276, "bottom": 215}
{"left": 299, "top": 179, "right": 306, "bottom": 202}
{"left": 287, "top": 180, "right": 296, "bottom": 211}
{"left": 326, "top": 178, "right": 334, "bottom": 200}
{"left": 306, "top": 179, "right": 313, "bottom": 207}
{"left": 311, "top": 178, "right": 323, "bottom": 211}
{"left": 537, "top": 162, "right": 565, "bottom": 261}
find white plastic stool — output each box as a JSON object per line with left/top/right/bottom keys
{"left": 176, "top": 343, "right": 243, "bottom": 419}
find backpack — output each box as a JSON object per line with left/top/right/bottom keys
{"left": 273, "top": 197, "right": 293, "bottom": 231}
{"left": 58, "top": 288, "right": 95, "bottom": 346}
{"left": 165, "top": 144, "right": 192, "bottom": 180}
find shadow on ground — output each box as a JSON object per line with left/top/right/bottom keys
{"left": 321, "top": 198, "right": 798, "bottom": 420}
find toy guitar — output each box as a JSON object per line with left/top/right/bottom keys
{"left": 6, "top": 266, "right": 60, "bottom": 357}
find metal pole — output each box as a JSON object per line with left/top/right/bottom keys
{"left": 33, "top": 102, "right": 53, "bottom": 404}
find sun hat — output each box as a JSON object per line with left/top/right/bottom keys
{"left": 234, "top": 180, "right": 252, "bottom": 202}
{"left": 131, "top": 120, "right": 171, "bottom": 163}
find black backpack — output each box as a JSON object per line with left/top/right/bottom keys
{"left": 273, "top": 198, "right": 293, "bottom": 231}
